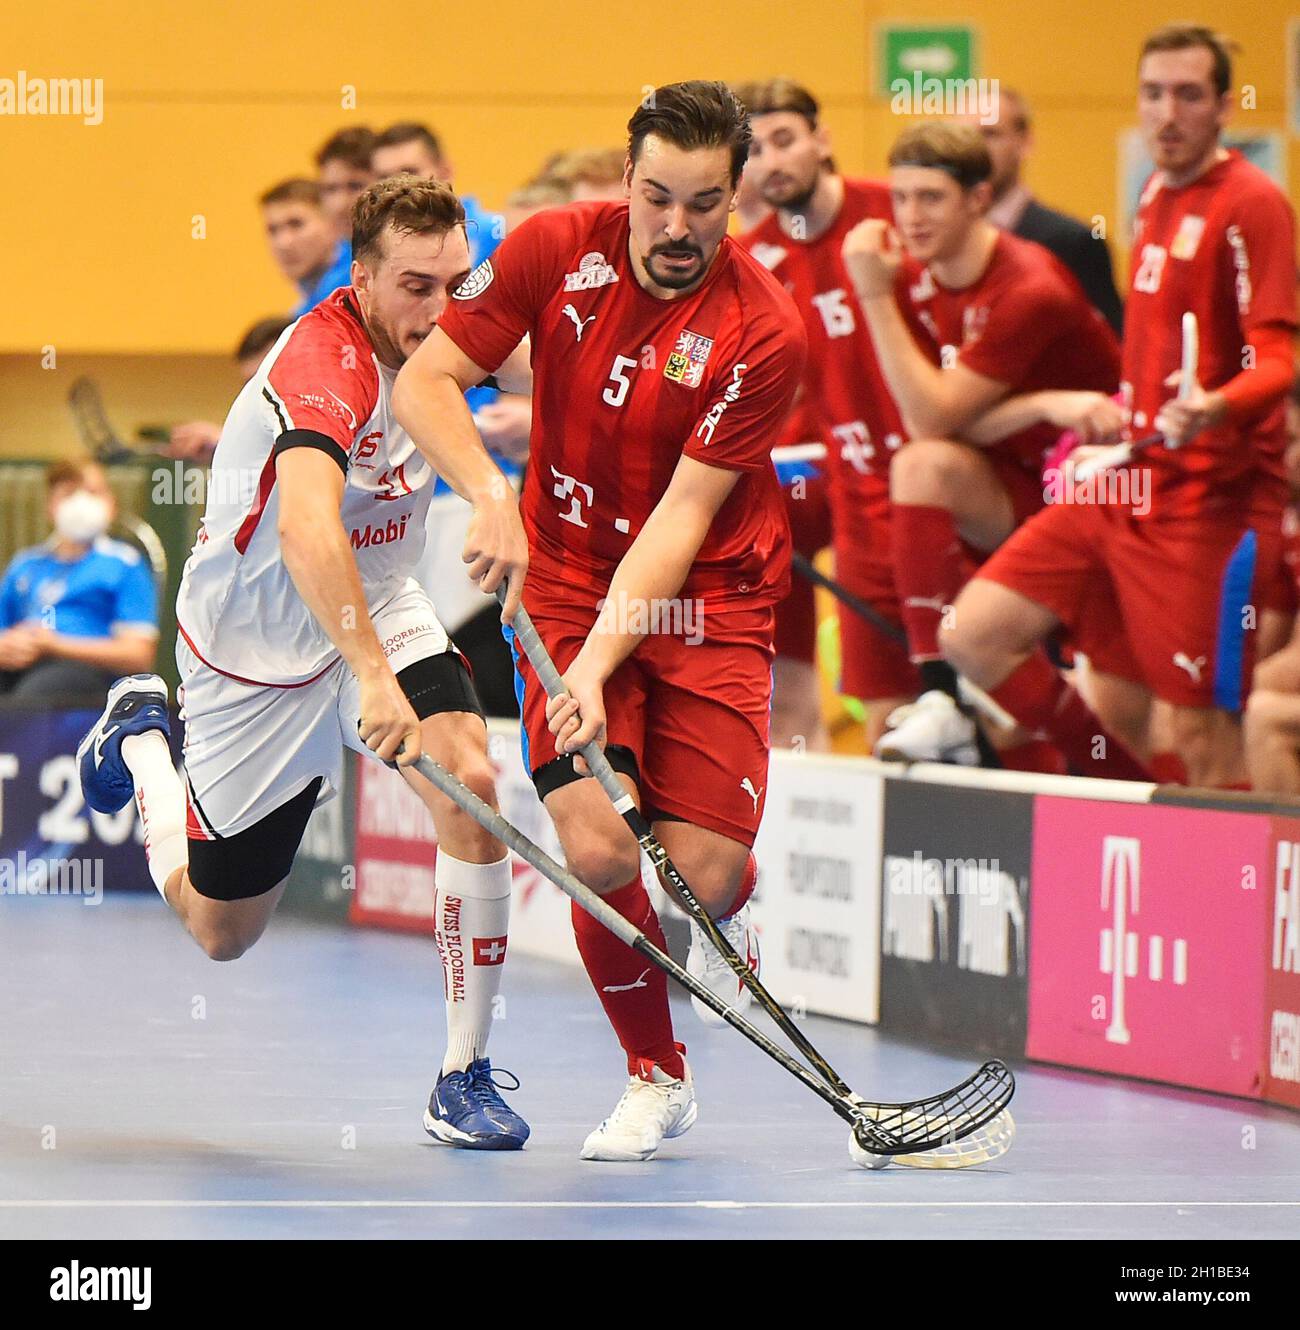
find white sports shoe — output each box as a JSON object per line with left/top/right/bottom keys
{"left": 874, "top": 690, "right": 979, "bottom": 765}
{"left": 686, "top": 905, "right": 760, "bottom": 1027}
{"left": 580, "top": 1051, "right": 697, "bottom": 1162}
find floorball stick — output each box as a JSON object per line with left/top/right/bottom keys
{"left": 1072, "top": 311, "right": 1199, "bottom": 483}
{"left": 492, "top": 592, "right": 1016, "bottom": 1165}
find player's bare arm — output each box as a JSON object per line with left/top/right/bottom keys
{"left": 963, "top": 389, "right": 1127, "bottom": 447}
{"left": 842, "top": 218, "right": 1007, "bottom": 437}
{"left": 276, "top": 446, "right": 421, "bottom": 765}
{"left": 392, "top": 325, "right": 529, "bottom": 619}
{"left": 546, "top": 454, "right": 742, "bottom": 764}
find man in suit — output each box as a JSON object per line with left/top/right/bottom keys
{"left": 967, "top": 88, "right": 1124, "bottom": 334}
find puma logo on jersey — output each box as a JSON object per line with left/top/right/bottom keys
{"left": 741, "top": 776, "right": 763, "bottom": 812}
{"left": 564, "top": 251, "right": 619, "bottom": 291}
{"left": 1173, "top": 652, "right": 1207, "bottom": 683}
{"left": 603, "top": 968, "right": 651, "bottom": 994}
{"left": 562, "top": 303, "right": 596, "bottom": 341}
{"left": 904, "top": 595, "right": 947, "bottom": 613}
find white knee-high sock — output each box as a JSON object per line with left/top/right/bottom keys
{"left": 120, "top": 732, "right": 188, "bottom": 901}
{"left": 433, "top": 852, "right": 512, "bottom": 1075}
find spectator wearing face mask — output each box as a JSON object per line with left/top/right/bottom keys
{"left": 0, "top": 461, "right": 159, "bottom": 699}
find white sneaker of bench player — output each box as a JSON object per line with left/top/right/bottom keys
{"left": 875, "top": 690, "right": 979, "bottom": 765}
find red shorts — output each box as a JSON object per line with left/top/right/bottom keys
{"left": 985, "top": 453, "right": 1047, "bottom": 538}
{"left": 834, "top": 528, "right": 920, "bottom": 702}
{"left": 507, "top": 594, "right": 775, "bottom": 847}
{"left": 773, "top": 474, "right": 832, "bottom": 663}
{"left": 1260, "top": 508, "right": 1300, "bottom": 616}
{"left": 979, "top": 501, "right": 1278, "bottom": 710}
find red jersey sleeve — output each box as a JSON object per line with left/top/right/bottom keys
{"left": 264, "top": 314, "right": 379, "bottom": 465}
{"left": 684, "top": 317, "right": 807, "bottom": 472}
{"left": 437, "top": 209, "right": 574, "bottom": 371}
{"left": 1226, "top": 185, "right": 1299, "bottom": 333}
{"left": 956, "top": 278, "right": 1075, "bottom": 388}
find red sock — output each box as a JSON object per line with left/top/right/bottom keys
{"left": 571, "top": 879, "right": 684, "bottom": 1079}
{"left": 892, "top": 504, "right": 965, "bottom": 662}
{"left": 989, "top": 653, "right": 1153, "bottom": 781}
{"left": 720, "top": 853, "right": 757, "bottom": 920}
{"left": 1149, "top": 752, "right": 1188, "bottom": 785}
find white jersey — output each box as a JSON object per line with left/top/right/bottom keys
{"left": 176, "top": 286, "right": 437, "bottom": 685}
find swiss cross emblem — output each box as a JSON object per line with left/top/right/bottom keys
{"left": 664, "top": 328, "right": 714, "bottom": 387}
{"left": 473, "top": 936, "right": 508, "bottom": 966}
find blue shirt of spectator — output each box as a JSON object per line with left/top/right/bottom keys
{"left": 0, "top": 537, "right": 158, "bottom": 639}
{"left": 295, "top": 236, "right": 354, "bottom": 316}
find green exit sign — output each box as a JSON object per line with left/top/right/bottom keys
{"left": 877, "top": 24, "right": 977, "bottom": 98}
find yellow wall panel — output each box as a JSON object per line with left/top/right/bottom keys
{"left": 1, "top": 0, "right": 1295, "bottom": 361}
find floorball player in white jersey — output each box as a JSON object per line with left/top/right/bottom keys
{"left": 77, "top": 175, "right": 535, "bottom": 1150}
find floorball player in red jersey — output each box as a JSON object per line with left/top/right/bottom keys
{"left": 737, "top": 78, "right": 921, "bottom": 747}
{"left": 938, "top": 26, "right": 1297, "bottom": 789}
{"left": 840, "top": 119, "right": 1157, "bottom": 778}
{"left": 76, "top": 177, "right": 534, "bottom": 1150}
{"left": 393, "top": 81, "right": 807, "bottom": 1161}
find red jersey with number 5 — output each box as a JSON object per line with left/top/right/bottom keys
{"left": 436, "top": 202, "right": 806, "bottom": 608}
{"left": 1125, "top": 151, "right": 1297, "bottom": 521}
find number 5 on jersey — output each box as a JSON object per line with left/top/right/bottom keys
{"left": 603, "top": 355, "right": 639, "bottom": 407}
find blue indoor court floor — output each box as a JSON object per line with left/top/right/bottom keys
{"left": 2, "top": 893, "right": 1298, "bottom": 1241}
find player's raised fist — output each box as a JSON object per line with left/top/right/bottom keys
{"left": 841, "top": 220, "right": 903, "bottom": 300}
{"left": 463, "top": 490, "right": 529, "bottom": 622}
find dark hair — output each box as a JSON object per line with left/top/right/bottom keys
{"left": 259, "top": 177, "right": 322, "bottom": 209}
{"left": 315, "top": 126, "right": 376, "bottom": 171}
{"left": 234, "top": 316, "right": 292, "bottom": 362}
{"left": 627, "top": 81, "right": 751, "bottom": 185}
{"left": 46, "top": 458, "right": 95, "bottom": 491}
{"left": 732, "top": 78, "right": 820, "bottom": 129}
{"left": 888, "top": 121, "right": 991, "bottom": 189}
{"left": 351, "top": 174, "right": 466, "bottom": 266}
{"left": 373, "top": 121, "right": 444, "bottom": 162}
{"left": 1140, "top": 25, "right": 1236, "bottom": 97}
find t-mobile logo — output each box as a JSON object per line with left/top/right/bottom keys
{"left": 832, "top": 420, "right": 874, "bottom": 474}
{"left": 1099, "top": 835, "right": 1188, "bottom": 1045}
{"left": 551, "top": 466, "right": 593, "bottom": 528}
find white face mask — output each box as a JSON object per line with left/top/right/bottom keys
{"left": 53, "top": 491, "right": 112, "bottom": 544}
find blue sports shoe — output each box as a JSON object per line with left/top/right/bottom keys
{"left": 77, "top": 673, "right": 171, "bottom": 814}
{"left": 423, "top": 1059, "right": 530, "bottom": 1150}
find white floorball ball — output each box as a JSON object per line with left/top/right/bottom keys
{"left": 848, "top": 1127, "right": 893, "bottom": 1169}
